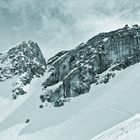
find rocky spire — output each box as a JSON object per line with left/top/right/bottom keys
{"left": 0, "top": 40, "right": 47, "bottom": 99}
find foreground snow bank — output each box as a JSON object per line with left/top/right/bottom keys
{"left": 91, "top": 114, "right": 140, "bottom": 140}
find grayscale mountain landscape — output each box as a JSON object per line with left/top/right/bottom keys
{"left": 0, "top": 0, "right": 140, "bottom": 140}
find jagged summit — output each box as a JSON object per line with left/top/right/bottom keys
{"left": 0, "top": 40, "right": 46, "bottom": 99}
{"left": 0, "top": 41, "right": 46, "bottom": 79}
{"left": 6, "top": 40, "right": 46, "bottom": 67}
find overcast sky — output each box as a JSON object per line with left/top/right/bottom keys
{"left": 0, "top": 0, "right": 140, "bottom": 57}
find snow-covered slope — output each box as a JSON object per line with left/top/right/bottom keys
{"left": 91, "top": 114, "right": 140, "bottom": 140}
{"left": 0, "top": 58, "right": 140, "bottom": 140}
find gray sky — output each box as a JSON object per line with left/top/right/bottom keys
{"left": 0, "top": 0, "right": 140, "bottom": 57}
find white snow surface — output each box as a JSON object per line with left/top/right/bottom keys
{"left": 103, "top": 37, "right": 109, "bottom": 42}
{"left": 0, "top": 62, "right": 140, "bottom": 140}
{"left": 91, "top": 114, "right": 140, "bottom": 140}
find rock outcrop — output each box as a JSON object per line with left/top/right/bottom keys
{"left": 0, "top": 41, "right": 46, "bottom": 99}
{"left": 41, "top": 24, "right": 140, "bottom": 107}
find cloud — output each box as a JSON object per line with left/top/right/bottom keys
{"left": 0, "top": 0, "right": 140, "bottom": 55}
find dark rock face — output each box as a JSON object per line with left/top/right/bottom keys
{"left": 0, "top": 41, "right": 46, "bottom": 98}
{"left": 41, "top": 25, "right": 140, "bottom": 107}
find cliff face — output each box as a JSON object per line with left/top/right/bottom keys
{"left": 41, "top": 25, "right": 140, "bottom": 107}
{"left": 0, "top": 41, "right": 46, "bottom": 99}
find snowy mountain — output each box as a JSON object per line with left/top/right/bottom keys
{"left": 0, "top": 41, "right": 46, "bottom": 99}
{"left": 0, "top": 25, "right": 140, "bottom": 140}
{"left": 41, "top": 24, "right": 140, "bottom": 107}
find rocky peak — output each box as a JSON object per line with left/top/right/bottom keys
{"left": 0, "top": 41, "right": 47, "bottom": 99}
{"left": 40, "top": 24, "right": 140, "bottom": 107}
{"left": 7, "top": 41, "right": 46, "bottom": 68}
{"left": 0, "top": 41, "right": 46, "bottom": 78}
